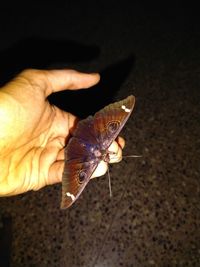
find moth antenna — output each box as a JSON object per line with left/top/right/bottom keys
{"left": 108, "top": 153, "right": 142, "bottom": 161}
{"left": 92, "top": 171, "right": 129, "bottom": 267}
{"left": 123, "top": 154, "right": 142, "bottom": 158}
{"left": 107, "top": 166, "right": 112, "bottom": 198}
{"left": 92, "top": 152, "right": 141, "bottom": 266}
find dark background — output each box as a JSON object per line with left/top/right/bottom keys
{"left": 0, "top": 1, "right": 200, "bottom": 267}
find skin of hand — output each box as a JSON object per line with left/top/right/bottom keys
{"left": 0, "top": 69, "right": 125, "bottom": 196}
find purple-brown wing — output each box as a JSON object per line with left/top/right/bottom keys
{"left": 93, "top": 95, "right": 135, "bottom": 150}
{"left": 61, "top": 117, "right": 100, "bottom": 209}
{"left": 61, "top": 137, "right": 99, "bottom": 209}
{"left": 61, "top": 95, "right": 135, "bottom": 209}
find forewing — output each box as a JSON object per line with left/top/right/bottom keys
{"left": 61, "top": 137, "right": 98, "bottom": 209}
{"left": 72, "top": 116, "right": 98, "bottom": 145}
{"left": 93, "top": 95, "right": 135, "bottom": 150}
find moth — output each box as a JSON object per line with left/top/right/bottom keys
{"left": 61, "top": 95, "right": 135, "bottom": 209}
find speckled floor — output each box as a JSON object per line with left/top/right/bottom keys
{"left": 0, "top": 2, "right": 200, "bottom": 267}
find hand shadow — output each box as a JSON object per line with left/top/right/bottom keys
{"left": 0, "top": 37, "right": 100, "bottom": 86}
{"left": 48, "top": 55, "right": 135, "bottom": 118}
{"left": 0, "top": 37, "right": 135, "bottom": 119}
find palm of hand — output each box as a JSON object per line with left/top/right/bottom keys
{"left": 0, "top": 70, "right": 77, "bottom": 195}
{"left": 0, "top": 69, "right": 123, "bottom": 196}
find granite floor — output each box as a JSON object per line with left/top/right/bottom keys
{"left": 0, "top": 2, "right": 200, "bottom": 267}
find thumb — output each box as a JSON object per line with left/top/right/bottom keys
{"left": 19, "top": 69, "right": 100, "bottom": 97}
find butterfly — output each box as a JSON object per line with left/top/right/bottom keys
{"left": 61, "top": 95, "right": 135, "bottom": 209}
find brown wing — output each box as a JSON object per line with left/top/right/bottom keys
{"left": 61, "top": 137, "right": 99, "bottom": 209}
{"left": 61, "top": 95, "right": 135, "bottom": 209}
{"left": 93, "top": 95, "right": 135, "bottom": 150}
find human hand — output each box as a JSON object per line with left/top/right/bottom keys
{"left": 0, "top": 69, "right": 124, "bottom": 196}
